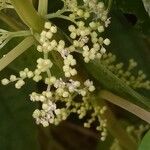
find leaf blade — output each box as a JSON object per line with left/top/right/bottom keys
{"left": 138, "top": 130, "right": 150, "bottom": 150}
{"left": 84, "top": 60, "right": 150, "bottom": 110}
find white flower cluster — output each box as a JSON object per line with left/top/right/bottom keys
{"left": 1, "top": 21, "right": 108, "bottom": 139}
{"left": 1, "top": 56, "right": 53, "bottom": 88}
{"left": 63, "top": 0, "right": 111, "bottom": 63}
{"left": 84, "top": 105, "right": 108, "bottom": 141}
{"left": 68, "top": 22, "right": 111, "bottom": 63}
{"left": 37, "top": 22, "right": 78, "bottom": 78}
{"left": 1, "top": 68, "right": 34, "bottom": 89}
{"left": 0, "top": 0, "right": 13, "bottom": 10}
{"left": 29, "top": 78, "right": 97, "bottom": 127}
{"left": 1, "top": 0, "right": 111, "bottom": 140}
{"left": 101, "top": 53, "right": 150, "bottom": 90}
{"left": 65, "top": 0, "right": 110, "bottom": 26}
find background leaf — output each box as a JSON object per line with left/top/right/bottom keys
{"left": 138, "top": 130, "right": 150, "bottom": 150}
{"left": 105, "top": 10, "right": 150, "bottom": 99}
{"left": 83, "top": 60, "right": 150, "bottom": 109}
{"left": 115, "top": 0, "right": 150, "bottom": 36}
{"left": 0, "top": 68, "right": 40, "bottom": 150}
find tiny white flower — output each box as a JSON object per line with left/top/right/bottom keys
{"left": 44, "top": 22, "right": 52, "bottom": 29}
{"left": 15, "top": 79, "right": 25, "bottom": 89}
{"left": 103, "top": 38, "right": 111, "bottom": 45}
{"left": 32, "top": 109, "right": 40, "bottom": 118}
{"left": 63, "top": 91, "right": 69, "bottom": 98}
{"left": 10, "top": 75, "right": 17, "bottom": 82}
{"left": 50, "top": 26, "right": 57, "bottom": 33}
{"left": 1, "top": 78, "right": 9, "bottom": 85}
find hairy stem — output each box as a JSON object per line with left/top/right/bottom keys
{"left": 0, "top": 36, "right": 34, "bottom": 71}
{"left": 10, "top": 0, "right": 44, "bottom": 32}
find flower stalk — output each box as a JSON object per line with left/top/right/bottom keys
{"left": 0, "top": 36, "right": 34, "bottom": 71}
{"left": 10, "top": 0, "right": 45, "bottom": 33}
{"left": 38, "top": 0, "right": 48, "bottom": 16}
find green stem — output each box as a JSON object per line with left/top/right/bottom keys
{"left": 11, "top": 30, "right": 31, "bottom": 37}
{"left": 46, "top": 8, "right": 68, "bottom": 19}
{"left": 10, "top": 0, "right": 45, "bottom": 32}
{"left": 0, "top": 36, "right": 34, "bottom": 71}
{"left": 94, "top": 96, "right": 138, "bottom": 150}
{"left": 99, "top": 90, "right": 150, "bottom": 124}
{"left": 38, "top": 0, "right": 48, "bottom": 16}
{"left": 107, "top": 0, "right": 113, "bottom": 13}
{"left": 47, "top": 14, "right": 77, "bottom": 25}
{"left": 0, "top": 30, "right": 31, "bottom": 49}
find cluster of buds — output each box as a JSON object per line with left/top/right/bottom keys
{"left": 30, "top": 78, "right": 96, "bottom": 127}
{"left": 1, "top": 20, "right": 109, "bottom": 140}
{"left": 64, "top": 0, "right": 110, "bottom": 25}
{"left": 37, "top": 22, "right": 78, "bottom": 78}
{"left": 1, "top": 0, "right": 113, "bottom": 140}
{"left": 63, "top": 0, "right": 111, "bottom": 63}
{"left": 101, "top": 53, "right": 150, "bottom": 90}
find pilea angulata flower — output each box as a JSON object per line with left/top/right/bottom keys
{"left": 2, "top": 0, "right": 150, "bottom": 142}
{"left": 1, "top": 0, "right": 110, "bottom": 141}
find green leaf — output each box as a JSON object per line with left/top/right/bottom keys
{"left": 105, "top": 11, "right": 150, "bottom": 99}
{"left": 8, "top": 45, "right": 40, "bottom": 71}
{"left": 106, "top": 11, "right": 150, "bottom": 76}
{"left": 138, "top": 130, "right": 150, "bottom": 150}
{"left": 115, "top": 0, "right": 150, "bottom": 36}
{"left": 84, "top": 60, "right": 150, "bottom": 110}
{"left": 142, "top": 0, "right": 150, "bottom": 17}
{"left": 0, "top": 68, "right": 40, "bottom": 150}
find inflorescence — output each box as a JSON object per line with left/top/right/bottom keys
{"left": 101, "top": 53, "right": 150, "bottom": 90}
{"left": 1, "top": 0, "right": 111, "bottom": 141}
{"left": 1, "top": 0, "right": 150, "bottom": 141}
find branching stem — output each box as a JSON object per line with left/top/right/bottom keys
{"left": 0, "top": 36, "right": 34, "bottom": 71}
{"left": 10, "top": 0, "right": 45, "bottom": 32}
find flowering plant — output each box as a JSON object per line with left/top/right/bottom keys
{"left": 0, "top": 0, "right": 150, "bottom": 150}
